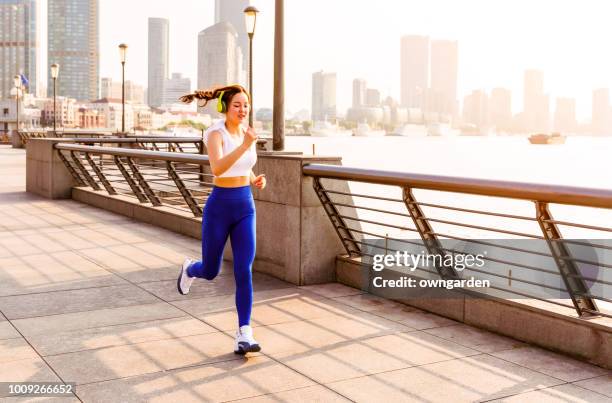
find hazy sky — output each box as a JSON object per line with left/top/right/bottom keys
{"left": 74, "top": 0, "right": 612, "bottom": 119}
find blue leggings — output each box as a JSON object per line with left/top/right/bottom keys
{"left": 187, "top": 185, "right": 255, "bottom": 327}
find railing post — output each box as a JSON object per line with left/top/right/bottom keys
{"left": 70, "top": 151, "right": 101, "bottom": 191}
{"left": 312, "top": 177, "right": 360, "bottom": 256}
{"left": 166, "top": 161, "right": 202, "bottom": 217}
{"left": 535, "top": 201, "right": 598, "bottom": 317}
{"left": 402, "top": 187, "right": 459, "bottom": 279}
{"left": 85, "top": 153, "right": 116, "bottom": 195}
{"left": 57, "top": 150, "right": 86, "bottom": 187}
{"left": 113, "top": 156, "right": 148, "bottom": 203}
{"left": 126, "top": 157, "right": 161, "bottom": 206}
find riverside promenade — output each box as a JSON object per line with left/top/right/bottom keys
{"left": 1, "top": 144, "right": 611, "bottom": 402}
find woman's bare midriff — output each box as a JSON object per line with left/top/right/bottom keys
{"left": 213, "top": 176, "right": 250, "bottom": 187}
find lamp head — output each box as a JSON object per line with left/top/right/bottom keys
{"left": 118, "top": 43, "right": 128, "bottom": 63}
{"left": 244, "top": 6, "right": 259, "bottom": 36}
{"left": 51, "top": 63, "right": 60, "bottom": 79}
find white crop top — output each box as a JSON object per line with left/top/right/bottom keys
{"left": 203, "top": 119, "right": 257, "bottom": 177}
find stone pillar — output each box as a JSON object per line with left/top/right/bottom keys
{"left": 11, "top": 130, "right": 24, "bottom": 148}
{"left": 222, "top": 153, "right": 352, "bottom": 285}
{"left": 26, "top": 138, "right": 77, "bottom": 199}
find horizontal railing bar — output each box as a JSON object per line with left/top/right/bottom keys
{"left": 565, "top": 273, "right": 612, "bottom": 286}
{"left": 464, "top": 265, "right": 568, "bottom": 293}
{"left": 430, "top": 232, "right": 555, "bottom": 259}
{"left": 303, "top": 164, "right": 612, "bottom": 209}
{"left": 407, "top": 201, "right": 538, "bottom": 222}
{"left": 423, "top": 217, "right": 544, "bottom": 239}
{"left": 543, "top": 219, "right": 612, "bottom": 233}
{"left": 338, "top": 215, "right": 419, "bottom": 233}
{"left": 330, "top": 201, "right": 411, "bottom": 218}
{"left": 55, "top": 144, "right": 211, "bottom": 164}
{"left": 575, "top": 293, "right": 612, "bottom": 304}
{"left": 337, "top": 225, "right": 426, "bottom": 248}
{"left": 321, "top": 188, "right": 404, "bottom": 203}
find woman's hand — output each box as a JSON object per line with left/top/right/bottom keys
{"left": 242, "top": 126, "right": 258, "bottom": 148}
{"left": 252, "top": 174, "right": 266, "bottom": 189}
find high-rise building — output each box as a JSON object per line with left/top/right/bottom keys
{"left": 352, "top": 78, "right": 366, "bottom": 108}
{"left": 148, "top": 18, "right": 169, "bottom": 108}
{"left": 197, "top": 22, "right": 241, "bottom": 116}
{"left": 162, "top": 73, "right": 191, "bottom": 106}
{"left": 400, "top": 35, "right": 429, "bottom": 109}
{"left": 215, "top": 0, "right": 250, "bottom": 82}
{"left": 311, "top": 71, "right": 336, "bottom": 121}
{"left": 0, "top": 0, "right": 42, "bottom": 98}
{"left": 592, "top": 88, "right": 611, "bottom": 135}
{"left": 366, "top": 88, "right": 381, "bottom": 107}
{"left": 430, "top": 40, "right": 458, "bottom": 117}
{"left": 99, "top": 78, "right": 145, "bottom": 104}
{"left": 48, "top": 0, "right": 99, "bottom": 101}
{"left": 553, "top": 97, "right": 576, "bottom": 133}
{"left": 489, "top": 88, "right": 512, "bottom": 132}
{"left": 462, "top": 89, "right": 488, "bottom": 131}
{"left": 523, "top": 69, "right": 549, "bottom": 133}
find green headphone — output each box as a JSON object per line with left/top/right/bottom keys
{"left": 217, "top": 91, "right": 226, "bottom": 113}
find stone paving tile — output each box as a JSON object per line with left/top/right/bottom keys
{"left": 141, "top": 272, "right": 294, "bottom": 302}
{"left": 326, "top": 354, "right": 565, "bottom": 403}
{"left": 0, "top": 322, "right": 21, "bottom": 340}
{"left": 572, "top": 375, "right": 612, "bottom": 397}
{"left": 331, "top": 293, "right": 408, "bottom": 312}
{"left": 491, "top": 346, "right": 610, "bottom": 382}
{"left": 231, "top": 385, "right": 351, "bottom": 403}
{"left": 490, "top": 383, "right": 611, "bottom": 402}
{"left": 45, "top": 331, "right": 246, "bottom": 385}
{"left": 75, "top": 356, "right": 316, "bottom": 402}
{"left": 172, "top": 287, "right": 358, "bottom": 328}
{"left": 0, "top": 338, "right": 39, "bottom": 363}
{"left": 270, "top": 330, "right": 480, "bottom": 384}
{"left": 362, "top": 303, "right": 460, "bottom": 329}
{"left": 12, "top": 302, "right": 186, "bottom": 337}
{"left": 229, "top": 311, "right": 413, "bottom": 355}
{"left": 298, "top": 282, "right": 364, "bottom": 298}
{"left": 423, "top": 324, "right": 526, "bottom": 353}
{"left": 0, "top": 284, "right": 159, "bottom": 320}
{"left": 0, "top": 357, "right": 62, "bottom": 395}
{"left": 0, "top": 252, "right": 124, "bottom": 297}
{"left": 27, "top": 316, "right": 217, "bottom": 357}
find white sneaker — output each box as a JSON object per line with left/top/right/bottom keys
{"left": 177, "top": 258, "right": 195, "bottom": 295}
{"left": 234, "top": 325, "right": 261, "bottom": 355}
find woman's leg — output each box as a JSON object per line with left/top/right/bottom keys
{"left": 187, "top": 199, "right": 231, "bottom": 280}
{"left": 229, "top": 210, "right": 256, "bottom": 327}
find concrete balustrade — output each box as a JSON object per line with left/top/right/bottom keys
{"left": 25, "top": 138, "right": 354, "bottom": 285}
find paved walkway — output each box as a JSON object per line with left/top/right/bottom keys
{"left": 0, "top": 145, "right": 610, "bottom": 402}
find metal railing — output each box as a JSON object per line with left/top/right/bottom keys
{"left": 303, "top": 164, "right": 612, "bottom": 319}
{"left": 55, "top": 143, "right": 213, "bottom": 217}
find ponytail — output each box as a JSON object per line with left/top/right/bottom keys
{"left": 179, "top": 84, "right": 250, "bottom": 108}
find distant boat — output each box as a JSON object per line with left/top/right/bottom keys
{"left": 427, "top": 122, "right": 460, "bottom": 137}
{"left": 310, "top": 121, "right": 353, "bottom": 137}
{"left": 389, "top": 123, "right": 427, "bottom": 137}
{"left": 528, "top": 133, "right": 566, "bottom": 144}
{"left": 354, "top": 122, "right": 386, "bottom": 137}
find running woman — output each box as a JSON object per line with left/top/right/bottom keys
{"left": 176, "top": 85, "right": 266, "bottom": 355}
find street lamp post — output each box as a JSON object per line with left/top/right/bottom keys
{"left": 118, "top": 43, "right": 128, "bottom": 133}
{"left": 273, "top": 0, "right": 285, "bottom": 151}
{"left": 51, "top": 64, "right": 59, "bottom": 132}
{"left": 13, "top": 75, "right": 20, "bottom": 134}
{"left": 244, "top": 6, "right": 259, "bottom": 128}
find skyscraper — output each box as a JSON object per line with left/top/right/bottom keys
{"left": 48, "top": 0, "right": 99, "bottom": 101}
{"left": 553, "top": 97, "right": 576, "bottom": 133}
{"left": 592, "top": 88, "right": 611, "bottom": 135}
{"left": 148, "top": 18, "right": 169, "bottom": 108}
{"left": 311, "top": 71, "right": 336, "bottom": 122}
{"left": 215, "top": 0, "right": 250, "bottom": 85}
{"left": 352, "top": 78, "right": 366, "bottom": 108}
{"left": 489, "top": 88, "right": 512, "bottom": 132}
{"left": 430, "top": 40, "right": 458, "bottom": 117}
{"left": 197, "top": 22, "right": 241, "bottom": 116}
{"left": 523, "top": 69, "right": 549, "bottom": 132}
{"left": 462, "top": 89, "right": 488, "bottom": 131}
{"left": 162, "top": 73, "right": 191, "bottom": 106}
{"left": 400, "top": 35, "right": 429, "bottom": 109}
{"left": 0, "top": 0, "right": 42, "bottom": 98}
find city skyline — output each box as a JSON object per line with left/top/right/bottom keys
{"left": 4, "top": 0, "right": 612, "bottom": 120}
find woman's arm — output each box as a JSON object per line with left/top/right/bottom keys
{"left": 207, "top": 130, "right": 253, "bottom": 176}
{"left": 249, "top": 169, "right": 256, "bottom": 184}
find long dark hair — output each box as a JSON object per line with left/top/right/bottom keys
{"left": 179, "top": 84, "right": 250, "bottom": 110}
